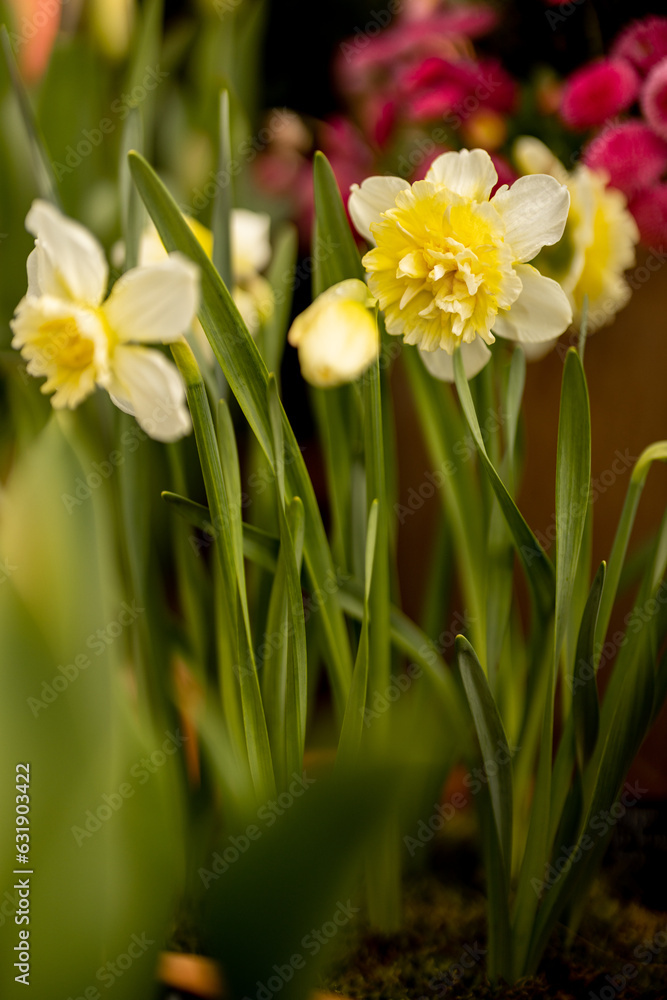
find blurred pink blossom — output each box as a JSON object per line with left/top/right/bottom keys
{"left": 583, "top": 121, "right": 667, "bottom": 198}
{"left": 641, "top": 56, "right": 667, "bottom": 141}
{"left": 560, "top": 58, "right": 640, "bottom": 130}
{"left": 628, "top": 183, "right": 667, "bottom": 247}
{"left": 611, "top": 16, "right": 667, "bottom": 77}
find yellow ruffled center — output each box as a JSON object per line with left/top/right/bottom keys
{"left": 38, "top": 317, "right": 96, "bottom": 370}
{"left": 362, "top": 181, "right": 522, "bottom": 353}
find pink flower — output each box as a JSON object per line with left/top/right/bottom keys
{"left": 560, "top": 58, "right": 640, "bottom": 130}
{"left": 628, "top": 184, "right": 667, "bottom": 247}
{"left": 583, "top": 121, "right": 667, "bottom": 197}
{"left": 612, "top": 16, "right": 667, "bottom": 77}
{"left": 402, "top": 55, "right": 516, "bottom": 123}
{"left": 334, "top": 5, "right": 497, "bottom": 97}
{"left": 641, "top": 57, "right": 667, "bottom": 141}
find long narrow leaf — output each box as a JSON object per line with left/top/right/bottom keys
{"left": 129, "top": 151, "right": 353, "bottom": 703}
{"left": 453, "top": 347, "right": 555, "bottom": 618}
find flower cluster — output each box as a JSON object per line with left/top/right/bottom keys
{"left": 558, "top": 16, "right": 667, "bottom": 248}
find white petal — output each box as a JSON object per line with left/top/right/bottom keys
{"left": 419, "top": 338, "right": 492, "bottom": 383}
{"left": 102, "top": 253, "right": 200, "bottom": 344}
{"left": 513, "top": 137, "right": 569, "bottom": 184}
{"left": 521, "top": 339, "right": 559, "bottom": 362}
{"left": 492, "top": 175, "right": 570, "bottom": 263}
{"left": 105, "top": 346, "right": 191, "bottom": 442}
{"left": 492, "top": 264, "right": 572, "bottom": 343}
{"left": 25, "top": 200, "right": 108, "bottom": 306}
{"left": 348, "top": 176, "right": 410, "bottom": 243}
{"left": 425, "top": 149, "right": 498, "bottom": 202}
{"left": 231, "top": 209, "right": 272, "bottom": 278}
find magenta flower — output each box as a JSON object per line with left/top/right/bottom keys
{"left": 612, "top": 16, "right": 667, "bottom": 77}
{"left": 583, "top": 121, "right": 667, "bottom": 198}
{"left": 560, "top": 58, "right": 639, "bottom": 130}
{"left": 628, "top": 183, "right": 667, "bottom": 247}
{"left": 641, "top": 57, "right": 667, "bottom": 141}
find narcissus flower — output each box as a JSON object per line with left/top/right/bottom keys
{"left": 135, "top": 209, "right": 274, "bottom": 337}
{"left": 348, "top": 148, "right": 572, "bottom": 380}
{"left": 287, "top": 279, "right": 378, "bottom": 387}
{"left": 11, "top": 200, "right": 199, "bottom": 441}
{"left": 515, "top": 137, "right": 639, "bottom": 333}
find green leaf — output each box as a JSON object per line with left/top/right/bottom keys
{"left": 212, "top": 90, "right": 234, "bottom": 291}
{"left": 453, "top": 347, "right": 555, "bottom": 618}
{"left": 124, "top": 0, "right": 163, "bottom": 156}
{"left": 595, "top": 441, "right": 667, "bottom": 655}
{"left": 268, "top": 376, "right": 308, "bottom": 767}
{"left": 129, "top": 150, "right": 353, "bottom": 704}
{"left": 171, "top": 341, "right": 274, "bottom": 799}
{"left": 118, "top": 108, "right": 145, "bottom": 272}
{"left": 456, "top": 635, "right": 513, "bottom": 879}
{"left": 572, "top": 562, "right": 605, "bottom": 768}
{"left": 456, "top": 635, "right": 513, "bottom": 979}
{"left": 161, "top": 490, "right": 280, "bottom": 571}
{"left": 554, "top": 348, "right": 591, "bottom": 666}
{"left": 337, "top": 501, "right": 379, "bottom": 769}
{"left": 312, "top": 150, "right": 364, "bottom": 293}
{"left": 0, "top": 25, "right": 61, "bottom": 205}
{"left": 403, "top": 347, "right": 486, "bottom": 654}
{"left": 262, "top": 222, "right": 298, "bottom": 380}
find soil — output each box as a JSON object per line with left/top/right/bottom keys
{"left": 323, "top": 838, "right": 667, "bottom": 1000}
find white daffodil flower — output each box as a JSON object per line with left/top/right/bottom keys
{"left": 133, "top": 208, "right": 274, "bottom": 340}
{"left": 288, "top": 279, "right": 378, "bottom": 388}
{"left": 11, "top": 200, "right": 199, "bottom": 442}
{"left": 514, "top": 137, "right": 639, "bottom": 339}
{"left": 348, "top": 148, "right": 573, "bottom": 381}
